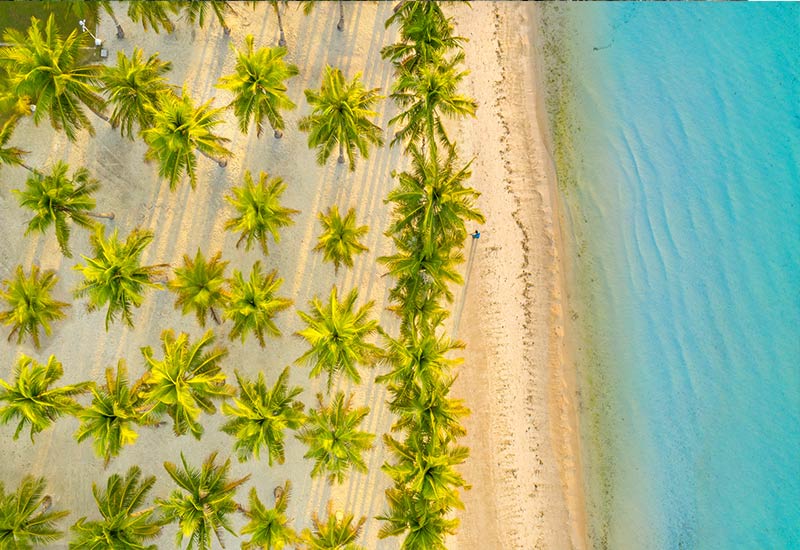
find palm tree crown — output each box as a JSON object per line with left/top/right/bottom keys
{"left": 240, "top": 481, "right": 298, "bottom": 550}
{"left": 218, "top": 36, "right": 299, "bottom": 138}
{"left": 298, "top": 65, "right": 384, "bottom": 170}
{"left": 100, "top": 47, "right": 173, "bottom": 139}
{"left": 73, "top": 226, "right": 164, "bottom": 330}
{"left": 313, "top": 205, "right": 369, "bottom": 273}
{"left": 126, "top": 0, "right": 180, "bottom": 34}
{"left": 139, "top": 329, "right": 234, "bottom": 439}
{"left": 301, "top": 503, "right": 366, "bottom": 550}
{"left": 377, "top": 487, "right": 458, "bottom": 550}
{"left": 0, "top": 476, "right": 69, "bottom": 549}
{"left": 74, "top": 360, "right": 158, "bottom": 465}
{"left": 0, "top": 354, "right": 90, "bottom": 442}
{"left": 142, "top": 88, "right": 232, "bottom": 190}
{"left": 0, "top": 14, "right": 104, "bottom": 141}
{"left": 168, "top": 249, "right": 229, "bottom": 327}
{"left": 224, "top": 170, "right": 299, "bottom": 255}
{"left": 13, "top": 161, "right": 109, "bottom": 258}
{"left": 221, "top": 367, "right": 305, "bottom": 465}
{"left": 224, "top": 262, "right": 293, "bottom": 347}
{"left": 0, "top": 265, "right": 69, "bottom": 348}
{"left": 158, "top": 452, "right": 250, "bottom": 550}
{"left": 69, "top": 466, "right": 162, "bottom": 550}
{"left": 296, "top": 392, "right": 374, "bottom": 485}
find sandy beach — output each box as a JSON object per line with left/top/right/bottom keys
{"left": 0, "top": 2, "right": 586, "bottom": 548}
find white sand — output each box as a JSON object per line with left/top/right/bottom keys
{"left": 0, "top": 2, "right": 585, "bottom": 548}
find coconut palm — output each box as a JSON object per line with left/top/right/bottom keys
{"left": 0, "top": 14, "right": 104, "bottom": 141}
{"left": 389, "top": 52, "right": 476, "bottom": 153}
{"left": 74, "top": 360, "right": 159, "bottom": 465}
{"left": 168, "top": 249, "right": 229, "bottom": 327}
{"left": 127, "top": 0, "right": 181, "bottom": 34}
{"left": 300, "top": 503, "right": 366, "bottom": 550}
{"left": 224, "top": 170, "right": 299, "bottom": 255}
{"left": 382, "top": 433, "right": 470, "bottom": 512}
{"left": 183, "top": 0, "right": 234, "bottom": 34}
{"left": 13, "top": 161, "right": 114, "bottom": 258}
{"left": 0, "top": 354, "right": 90, "bottom": 442}
{"left": 100, "top": 47, "right": 173, "bottom": 139}
{"left": 313, "top": 206, "right": 369, "bottom": 274}
{"left": 225, "top": 262, "right": 293, "bottom": 347}
{"left": 381, "top": 2, "right": 464, "bottom": 73}
{"left": 139, "top": 329, "right": 234, "bottom": 439}
{"left": 295, "top": 286, "right": 381, "bottom": 390}
{"left": 69, "top": 466, "right": 163, "bottom": 550}
{"left": 0, "top": 265, "right": 69, "bottom": 349}
{"left": 218, "top": 36, "right": 298, "bottom": 138}
{"left": 158, "top": 452, "right": 250, "bottom": 550}
{"left": 141, "top": 88, "right": 232, "bottom": 191}
{"left": 296, "top": 392, "right": 374, "bottom": 485}
{"left": 239, "top": 481, "right": 298, "bottom": 550}
{"left": 0, "top": 118, "right": 26, "bottom": 171}
{"left": 386, "top": 144, "right": 484, "bottom": 255}
{"left": 377, "top": 487, "right": 458, "bottom": 550}
{"left": 73, "top": 226, "right": 165, "bottom": 330}
{"left": 221, "top": 367, "right": 305, "bottom": 465}
{"left": 0, "top": 476, "right": 68, "bottom": 549}
{"left": 387, "top": 377, "right": 469, "bottom": 445}
{"left": 298, "top": 65, "right": 384, "bottom": 170}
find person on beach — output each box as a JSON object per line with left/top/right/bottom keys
{"left": 471, "top": 230, "right": 481, "bottom": 239}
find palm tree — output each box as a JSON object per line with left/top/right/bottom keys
{"left": 300, "top": 502, "right": 366, "bottom": 550}
{"left": 313, "top": 206, "right": 369, "bottom": 274}
{"left": 158, "top": 452, "right": 250, "bottom": 550}
{"left": 127, "top": 0, "right": 181, "bottom": 34}
{"left": 183, "top": 0, "right": 234, "bottom": 34}
{"left": 382, "top": 1, "right": 464, "bottom": 74}
{"left": 298, "top": 66, "right": 384, "bottom": 170}
{"left": 295, "top": 286, "right": 381, "bottom": 390}
{"left": 240, "top": 481, "right": 299, "bottom": 550}
{"left": 139, "top": 329, "right": 234, "bottom": 439}
{"left": 382, "top": 433, "right": 470, "bottom": 513}
{"left": 0, "top": 476, "right": 69, "bottom": 549}
{"left": 141, "top": 88, "right": 233, "bottom": 191}
{"left": 377, "top": 487, "right": 458, "bottom": 550}
{"left": 218, "top": 36, "right": 298, "bottom": 138}
{"left": 224, "top": 170, "right": 299, "bottom": 255}
{"left": 221, "top": 367, "right": 305, "bottom": 465}
{"left": 0, "top": 265, "right": 69, "bottom": 348}
{"left": 0, "top": 14, "right": 104, "bottom": 141}
{"left": 386, "top": 144, "right": 484, "bottom": 255}
{"left": 268, "top": 1, "right": 288, "bottom": 47}
{"left": 387, "top": 377, "right": 469, "bottom": 446}
{"left": 73, "top": 226, "right": 165, "bottom": 330}
{"left": 389, "top": 52, "right": 476, "bottom": 154}
{"left": 296, "top": 392, "right": 374, "bottom": 485}
{"left": 99, "top": 47, "right": 173, "bottom": 139}
{"left": 0, "top": 354, "right": 90, "bottom": 442}
{"left": 69, "top": 466, "right": 162, "bottom": 549}
{"left": 74, "top": 360, "right": 159, "bottom": 465}
{"left": 224, "top": 261, "right": 292, "bottom": 347}
{"left": 13, "top": 161, "right": 114, "bottom": 258}
{"left": 0, "top": 118, "right": 26, "bottom": 171}
{"left": 168, "top": 249, "right": 229, "bottom": 327}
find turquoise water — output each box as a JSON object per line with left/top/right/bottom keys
{"left": 554, "top": 4, "right": 800, "bottom": 549}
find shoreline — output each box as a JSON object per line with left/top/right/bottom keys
{"left": 452, "top": 3, "right": 588, "bottom": 549}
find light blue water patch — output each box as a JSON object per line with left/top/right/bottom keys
{"left": 556, "top": 4, "right": 800, "bottom": 549}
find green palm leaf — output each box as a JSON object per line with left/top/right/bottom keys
{"left": 240, "top": 481, "right": 298, "bottom": 550}
{"left": 0, "top": 265, "right": 69, "bottom": 348}
{"left": 377, "top": 487, "right": 458, "bottom": 550}
{"left": 167, "top": 249, "right": 229, "bottom": 328}
{"left": 296, "top": 392, "right": 374, "bottom": 485}
{"left": 0, "top": 354, "right": 90, "bottom": 442}
{"left": 300, "top": 503, "right": 366, "bottom": 550}
{"left": 0, "top": 118, "right": 27, "bottom": 170}
{"left": 0, "top": 476, "right": 69, "bottom": 549}
{"left": 221, "top": 367, "right": 305, "bottom": 465}
{"left": 313, "top": 205, "right": 369, "bottom": 273}
{"left": 224, "top": 262, "right": 292, "bottom": 347}
{"left": 126, "top": 1, "right": 180, "bottom": 34}
{"left": 298, "top": 65, "right": 384, "bottom": 171}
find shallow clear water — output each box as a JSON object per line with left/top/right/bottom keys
{"left": 555, "top": 4, "right": 800, "bottom": 548}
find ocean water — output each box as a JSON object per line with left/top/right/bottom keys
{"left": 551, "top": 4, "right": 800, "bottom": 549}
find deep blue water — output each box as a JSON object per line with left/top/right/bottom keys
{"left": 555, "top": 4, "right": 800, "bottom": 548}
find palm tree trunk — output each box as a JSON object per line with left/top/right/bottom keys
{"left": 87, "top": 103, "right": 111, "bottom": 123}
{"left": 197, "top": 148, "right": 228, "bottom": 167}
{"left": 106, "top": 7, "right": 125, "bottom": 38}
{"left": 338, "top": 142, "right": 345, "bottom": 164}
{"left": 210, "top": 306, "right": 222, "bottom": 325}
{"left": 274, "top": 3, "right": 287, "bottom": 47}
{"left": 20, "top": 162, "right": 39, "bottom": 175}
{"left": 337, "top": 0, "right": 345, "bottom": 31}
{"left": 88, "top": 211, "right": 115, "bottom": 220}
